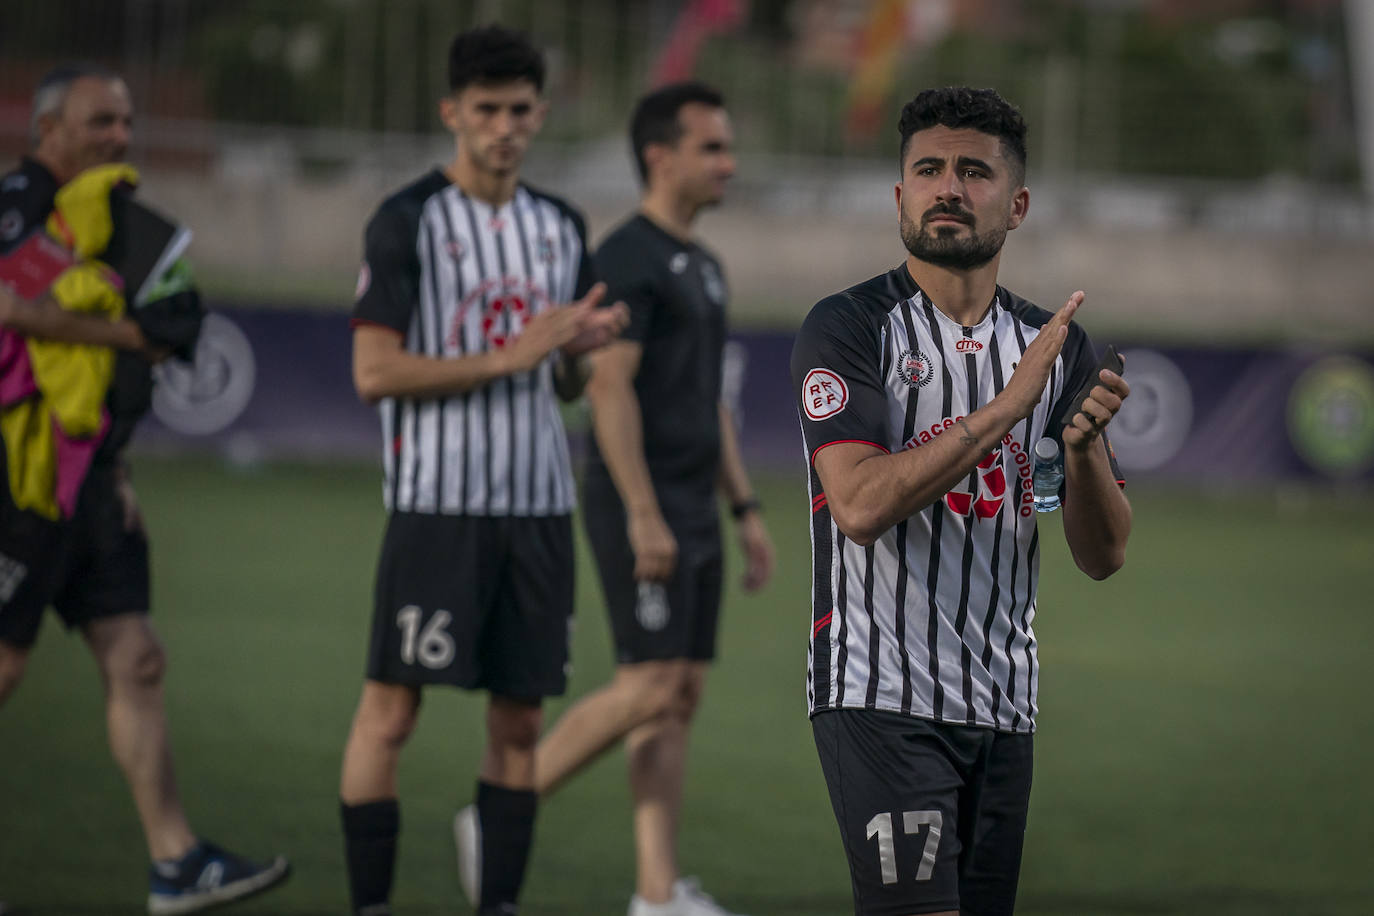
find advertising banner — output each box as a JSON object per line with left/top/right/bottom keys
{"left": 135, "top": 307, "right": 1374, "bottom": 483}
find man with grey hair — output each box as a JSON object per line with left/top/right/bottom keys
{"left": 0, "top": 63, "right": 289, "bottom": 914}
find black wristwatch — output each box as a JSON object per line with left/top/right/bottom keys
{"left": 730, "top": 498, "right": 761, "bottom": 520}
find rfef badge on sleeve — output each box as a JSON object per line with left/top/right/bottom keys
{"left": 803, "top": 368, "right": 848, "bottom": 421}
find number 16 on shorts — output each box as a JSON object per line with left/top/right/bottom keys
{"left": 868, "top": 809, "right": 942, "bottom": 885}
{"left": 395, "top": 605, "right": 456, "bottom": 669}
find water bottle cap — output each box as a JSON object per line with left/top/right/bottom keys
{"left": 1034, "top": 437, "right": 1059, "bottom": 460}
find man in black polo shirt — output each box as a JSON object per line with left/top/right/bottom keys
{"left": 0, "top": 64, "right": 288, "bottom": 914}
{"left": 530, "top": 82, "right": 775, "bottom": 916}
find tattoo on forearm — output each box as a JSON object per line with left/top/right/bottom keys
{"left": 957, "top": 418, "right": 977, "bottom": 446}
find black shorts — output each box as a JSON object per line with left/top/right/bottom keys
{"left": 365, "top": 512, "right": 574, "bottom": 698}
{"left": 0, "top": 464, "right": 151, "bottom": 650}
{"left": 582, "top": 474, "right": 721, "bottom": 665}
{"left": 812, "top": 709, "right": 1033, "bottom": 916}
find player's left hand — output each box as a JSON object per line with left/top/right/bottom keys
{"left": 736, "top": 511, "right": 775, "bottom": 593}
{"left": 1063, "top": 359, "right": 1129, "bottom": 452}
{"left": 562, "top": 299, "right": 629, "bottom": 357}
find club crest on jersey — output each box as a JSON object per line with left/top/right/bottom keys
{"left": 944, "top": 449, "right": 1007, "bottom": 519}
{"left": 669, "top": 252, "right": 689, "bottom": 274}
{"left": 897, "top": 348, "right": 935, "bottom": 388}
{"left": 700, "top": 261, "right": 726, "bottom": 305}
{"left": 802, "top": 368, "right": 848, "bottom": 420}
{"left": 354, "top": 262, "right": 371, "bottom": 299}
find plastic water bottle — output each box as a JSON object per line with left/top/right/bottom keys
{"left": 1032, "top": 438, "right": 1063, "bottom": 513}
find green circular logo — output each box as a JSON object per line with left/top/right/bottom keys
{"left": 1287, "top": 356, "right": 1374, "bottom": 476}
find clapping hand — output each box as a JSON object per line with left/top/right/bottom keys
{"left": 563, "top": 288, "right": 629, "bottom": 357}
{"left": 1063, "top": 356, "right": 1129, "bottom": 452}
{"left": 503, "top": 282, "right": 629, "bottom": 371}
{"left": 1004, "top": 290, "right": 1081, "bottom": 419}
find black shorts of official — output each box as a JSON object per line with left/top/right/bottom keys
{"left": 812, "top": 709, "right": 1034, "bottom": 916}
{"left": 0, "top": 464, "right": 152, "bottom": 650}
{"left": 365, "top": 511, "right": 574, "bottom": 698}
{"left": 582, "top": 474, "right": 722, "bottom": 665}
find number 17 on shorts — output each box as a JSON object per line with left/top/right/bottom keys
{"left": 866, "top": 810, "right": 943, "bottom": 886}
{"left": 814, "top": 711, "right": 965, "bottom": 914}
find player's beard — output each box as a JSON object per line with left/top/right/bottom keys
{"left": 900, "top": 203, "right": 1006, "bottom": 271}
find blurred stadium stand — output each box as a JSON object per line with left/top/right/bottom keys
{"left": 2, "top": 0, "right": 1370, "bottom": 338}
{"left": 3, "top": 1, "right": 1373, "bottom": 479}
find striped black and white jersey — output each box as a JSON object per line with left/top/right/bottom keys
{"left": 352, "top": 170, "right": 595, "bottom": 517}
{"left": 791, "top": 264, "right": 1123, "bottom": 734}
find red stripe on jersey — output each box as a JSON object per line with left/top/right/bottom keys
{"left": 813, "top": 611, "right": 833, "bottom": 637}
{"left": 811, "top": 439, "right": 890, "bottom": 465}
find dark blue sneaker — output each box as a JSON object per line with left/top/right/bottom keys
{"left": 147, "top": 841, "right": 289, "bottom": 914}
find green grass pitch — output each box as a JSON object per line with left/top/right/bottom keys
{"left": 2, "top": 459, "right": 1372, "bottom": 915}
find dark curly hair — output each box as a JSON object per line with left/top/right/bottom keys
{"left": 897, "top": 87, "right": 1028, "bottom": 185}
{"left": 448, "top": 25, "right": 545, "bottom": 93}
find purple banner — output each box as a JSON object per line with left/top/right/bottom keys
{"left": 136, "top": 306, "right": 376, "bottom": 462}
{"left": 135, "top": 307, "right": 1374, "bottom": 482}
{"left": 739, "top": 334, "right": 1374, "bottom": 482}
